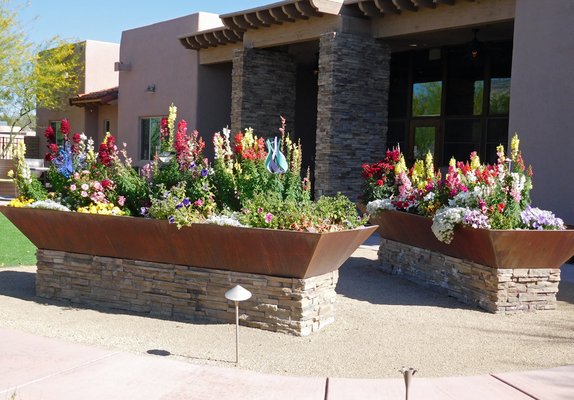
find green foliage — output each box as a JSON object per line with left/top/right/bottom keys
{"left": 109, "top": 166, "right": 149, "bottom": 216}
{"left": 0, "top": 0, "right": 81, "bottom": 157}
{"left": 148, "top": 182, "right": 214, "bottom": 228}
{"left": 10, "top": 140, "right": 47, "bottom": 201}
{"left": 239, "top": 192, "right": 366, "bottom": 232}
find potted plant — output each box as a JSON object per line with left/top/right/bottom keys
{"left": 2, "top": 110, "right": 376, "bottom": 279}
{"left": 361, "top": 135, "right": 574, "bottom": 269}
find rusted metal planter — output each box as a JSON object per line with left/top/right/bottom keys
{"left": 0, "top": 206, "right": 377, "bottom": 279}
{"left": 370, "top": 210, "right": 574, "bottom": 269}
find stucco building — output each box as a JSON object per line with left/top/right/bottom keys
{"left": 37, "top": 0, "right": 574, "bottom": 224}
{"left": 36, "top": 40, "right": 120, "bottom": 154}
{"left": 178, "top": 0, "right": 573, "bottom": 223}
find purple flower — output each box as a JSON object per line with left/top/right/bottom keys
{"left": 520, "top": 206, "right": 565, "bottom": 230}
{"left": 168, "top": 215, "right": 175, "bottom": 224}
{"left": 140, "top": 207, "right": 149, "bottom": 216}
{"left": 182, "top": 198, "right": 191, "bottom": 207}
{"left": 175, "top": 202, "right": 183, "bottom": 210}
{"left": 189, "top": 162, "right": 196, "bottom": 170}
{"left": 201, "top": 168, "right": 208, "bottom": 177}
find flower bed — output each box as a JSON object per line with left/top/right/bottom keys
{"left": 4, "top": 106, "right": 374, "bottom": 335}
{"left": 361, "top": 136, "right": 574, "bottom": 312}
{"left": 362, "top": 135, "right": 567, "bottom": 244}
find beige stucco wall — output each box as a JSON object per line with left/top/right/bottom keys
{"left": 36, "top": 41, "right": 119, "bottom": 155}
{"left": 117, "top": 12, "right": 223, "bottom": 165}
{"left": 84, "top": 40, "right": 120, "bottom": 93}
{"left": 509, "top": 0, "right": 574, "bottom": 224}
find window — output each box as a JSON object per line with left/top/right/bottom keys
{"left": 388, "top": 41, "right": 512, "bottom": 165}
{"left": 103, "top": 119, "right": 111, "bottom": 135}
{"left": 49, "top": 120, "right": 63, "bottom": 144}
{"left": 140, "top": 117, "right": 163, "bottom": 160}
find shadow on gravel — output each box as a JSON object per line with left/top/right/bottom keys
{"left": 0, "top": 269, "right": 228, "bottom": 326}
{"left": 337, "top": 256, "right": 477, "bottom": 311}
{"left": 558, "top": 281, "right": 574, "bottom": 304}
{"left": 0, "top": 270, "right": 37, "bottom": 300}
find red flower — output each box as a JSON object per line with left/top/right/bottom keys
{"left": 101, "top": 179, "right": 112, "bottom": 189}
{"left": 61, "top": 119, "right": 70, "bottom": 136}
{"left": 376, "top": 179, "right": 384, "bottom": 186}
{"left": 44, "top": 126, "right": 55, "bottom": 142}
{"left": 72, "top": 133, "right": 81, "bottom": 143}
{"left": 497, "top": 202, "right": 505, "bottom": 213}
{"left": 49, "top": 143, "right": 59, "bottom": 153}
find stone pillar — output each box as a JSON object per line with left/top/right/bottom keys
{"left": 315, "top": 32, "right": 390, "bottom": 200}
{"left": 231, "top": 48, "right": 296, "bottom": 135}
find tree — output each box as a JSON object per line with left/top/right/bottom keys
{"left": 0, "top": 0, "right": 80, "bottom": 158}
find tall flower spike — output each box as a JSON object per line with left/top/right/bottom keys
{"left": 510, "top": 133, "right": 520, "bottom": 161}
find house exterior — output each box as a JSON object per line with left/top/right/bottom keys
{"left": 116, "top": 12, "right": 225, "bottom": 166}
{"left": 37, "top": 0, "right": 574, "bottom": 224}
{"left": 176, "top": 0, "right": 573, "bottom": 224}
{"left": 36, "top": 40, "right": 120, "bottom": 155}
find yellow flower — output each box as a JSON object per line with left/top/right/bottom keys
{"left": 7, "top": 170, "right": 14, "bottom": 178}
{"left": 510, "top": 133, "right": 520, "bottom": 160}
{"left": 449, "top": 157, "right": 456, "bottom": 168}
{"left": 395, "top": 154, "right": 407, "bottom": 174}
{"left": 424, "top": 152, "right": 434, "bottom": 180}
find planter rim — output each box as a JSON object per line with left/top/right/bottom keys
{"left": 1, "top": 206, "right": 378, "bottom": 279}
{"left": 370, "top": 209, "right": 574, "bottom": 268}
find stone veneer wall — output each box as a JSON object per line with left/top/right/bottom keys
{"left": 231, "top": 48, "right": 296, "bottom": 135}
{"left": 378, "top": 239, "right": 560, "bottom": 313}
{"left": 315, "top": 32, "right": 390, "bottom": 200}
{"left": 36, "top": 249, "right": 338, "bottom": 336}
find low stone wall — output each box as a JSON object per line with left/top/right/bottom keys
{"left": 378, "top": 239, "right": 560, "bottom": 313}
{"left": 36, "top": 249, "right": 338, "bottom": 336}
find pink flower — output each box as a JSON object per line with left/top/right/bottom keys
{"left": 194, "top": 199, "right": 203, "bottom": 207}
{"left": 265, "top": 213, "right": 273, "bottom": 223}
{"left": 81, "top": 183, "right": 89, "bottom": 191}
{"left": 80, "top": 191, "right": 88, "bottom": 198}
{"left": 92, "top": 181, "right": 102, "bottom": 191}
{"left": 118, "top": 196, "right": 125, "bottom": 206}
{"left": 257, "top": 207, "right": 263, "bottom": 213}
{"left": 70, "top": 184, "right": 76, "bottom": 191}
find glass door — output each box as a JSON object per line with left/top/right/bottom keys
{"left": 409, "top": 119, "right": 441, "bottom": 163}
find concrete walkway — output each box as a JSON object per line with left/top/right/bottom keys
{"left": 0, "top": 327, "right": 572, "bottom": 400}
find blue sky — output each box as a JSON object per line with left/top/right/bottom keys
{"left": 11, "top": 0, "right": 270, "bottom": 45}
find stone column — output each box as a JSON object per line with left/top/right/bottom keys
{"left": 315, "top": 32, "right": 390, "bottom": 200}
{"left": 231, "top": 48, "right": 296, "bottom": 136}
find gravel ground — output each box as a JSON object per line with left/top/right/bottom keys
{"left": 0, "top": 247, "right": 573, "bottom": 379}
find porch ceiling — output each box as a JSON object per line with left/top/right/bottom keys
{"left": 179, "top": 0, "right": 344, "bottom": 51}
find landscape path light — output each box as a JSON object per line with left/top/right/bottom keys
{"left": 399, "top": 367, "right": 417, "bottom": 400}
{"left": 225, "top": 285, "right": 252, "bottom": 364}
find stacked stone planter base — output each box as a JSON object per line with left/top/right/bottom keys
{"left": 36, "top": 249, "right": 338, "bottom": 336}
{"left": 378, "top": 239, "right": 561, "bottom": 313}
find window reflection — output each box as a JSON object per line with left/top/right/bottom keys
{"left": 414, "top": 126, "right": 436, "bottom": 159}
{"left": 490, "top": 78, "right": 510, "bottom": 114}
{"left": 412, "top": 81, "right": 442, "bottom": 116}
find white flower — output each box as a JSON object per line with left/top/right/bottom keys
{"left": 431, "top": 207, "right": 469, "bottom": 244}
{"left": 28, "top": 200, "right": 71, "bottom": 212}
{"left": 366, "top": 199, "right": 395, "bottom": 215}
{"left": 206, "top": 213, "right": 244, "bottom": 227}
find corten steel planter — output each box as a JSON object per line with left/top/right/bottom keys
{"left": 0, "top": 206, "right": 377, "bottom": 279}
{"left": 370, "top": 210, "right": 574, "bottom": 269}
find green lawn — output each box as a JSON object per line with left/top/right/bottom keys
{"left": 0, "top": 212, "right": 37, "bottom": 266}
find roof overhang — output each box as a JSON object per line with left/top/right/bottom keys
{"left": 179, "top": 27, "right": 244, "bottom": 50}
{"left": 352, "top": 0, "right": 462, "bottom": 17}
{"left": 180, "top": 0, "right": 344, "bottom": 51}
{"left": 69, "top": 87, "right": 119, "bottom": 107}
